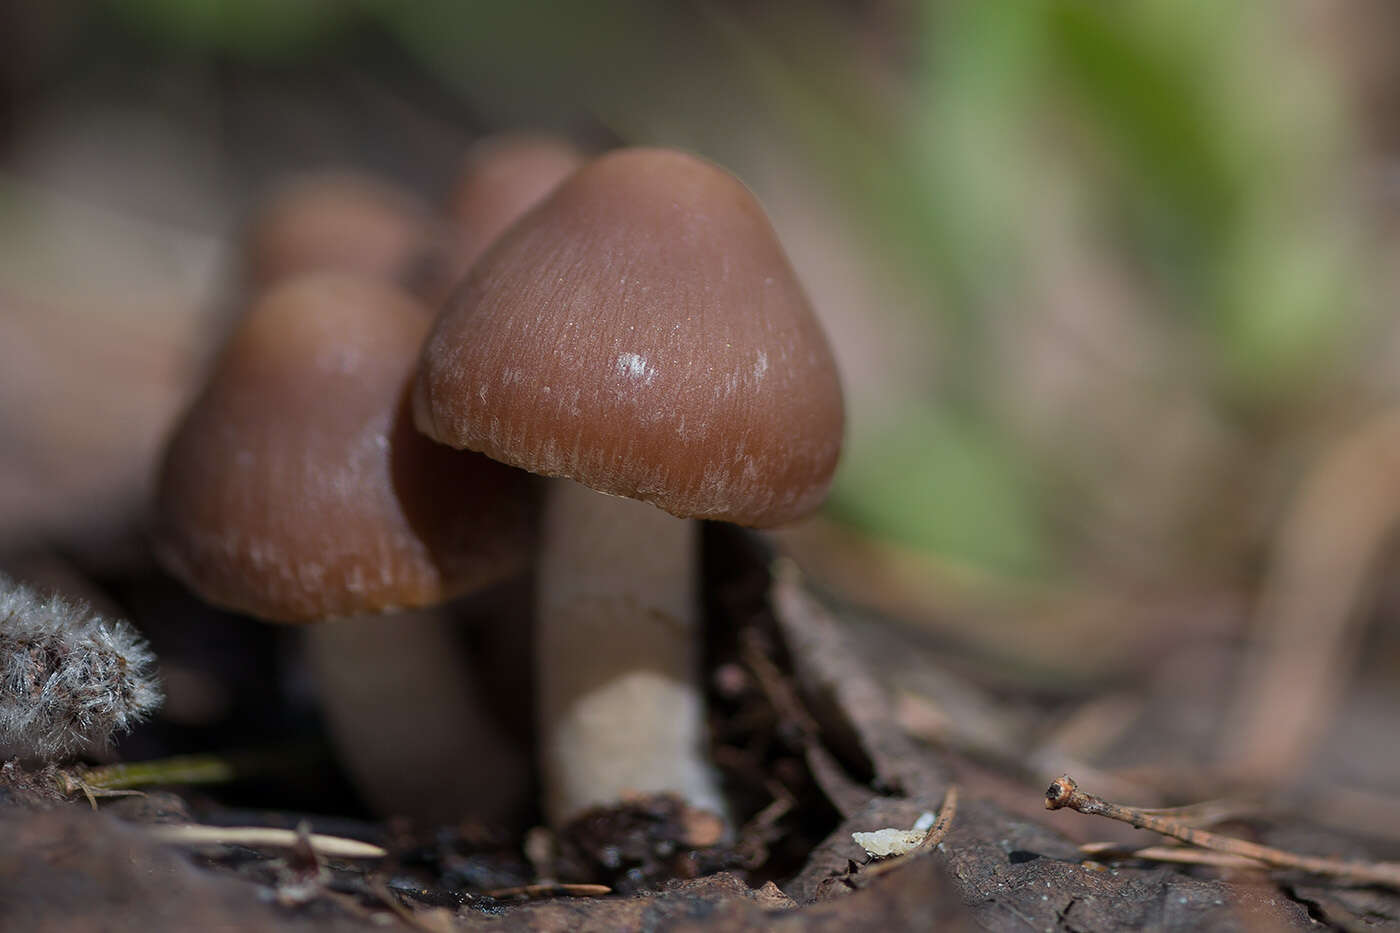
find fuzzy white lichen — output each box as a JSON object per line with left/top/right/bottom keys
{"left": 0, "top": 574, "right": 162, "bottom": 758}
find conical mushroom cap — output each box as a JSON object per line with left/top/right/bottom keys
{"left": 156, "top": 274, "right": 533, "bottom": 622}
{"left": 243, "top": 173, "right": 433, "bottom": 294}
{"left": 414, "top": 148, "right": 843, "bottom": 527}
{"left": 445, "top": 133, "right": 584, "bottom": 279}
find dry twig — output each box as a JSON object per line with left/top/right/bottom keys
{"left": 145, "top": 824, "right": 386, "bottom": 859}
{"left": 1078, "top": 841, "right": 1267, "bottom": 871}
{"left": 1046, "top": 775, "right": 1400, "bottom": 888}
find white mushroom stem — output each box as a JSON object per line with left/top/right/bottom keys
{"left": 536, "top": 479, "right": 725, "bottom": 827}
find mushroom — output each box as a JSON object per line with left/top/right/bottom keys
{"left": 187, "top": 143, "right": 584, "bottom": 823}
{"left": 242, "top": 172, "right": 435, "bottom": 298}
{"left": 155, "top": 273, "right": 534, "bottom": 820}
{"left": 413, "top": 147, "right": 845, "bottom": 826}
{"left": 444, "top": 133, "right": 584, "bottom": 278}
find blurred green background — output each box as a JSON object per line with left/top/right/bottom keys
{"left": 2, "top": 0, "right": 1395, "bottom": 599}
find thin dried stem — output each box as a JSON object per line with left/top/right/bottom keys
{"left": 1079, "top": 841, "right": 1267, "bottom": 871}
{"left": 1046, "top": 775, "right": 1400, "bottom": 888}
{"left": 145, "top": 824, "right": 386, "bottom": 859}
{"left": 76, "top": 754, "right": 237, "bottom": 791}
{"left": 1128, "top": 797, "right": 1265, "bottom": 828}
{"left": 56, "top": 753, "right": 250, "bottom": 809}
{"left": 917, "top": 784, "right": 959, "bottom": 852}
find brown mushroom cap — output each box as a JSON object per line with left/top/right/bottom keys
{"left": 445, "top": 133, "right": 584, "bottom": 277}
{"left": 414, "top": 147, "right": 844, "bottom": 527}
{"left": 242, "top": 172, "right": 433, "bottom": 295}
{"left": 156, "top": 274, "right": 532, "bottom": 622}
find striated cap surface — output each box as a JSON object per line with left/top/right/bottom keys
{"left": 414, "top": 148, "right": 844, "bottom": 527}
{"left": 156, "top": 274, "right": 532, "bottom": 622}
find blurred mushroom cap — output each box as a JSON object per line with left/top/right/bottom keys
{"left": 444, "top": 132, "right": 585, "bottom": 279}
{"left": 242, "top": 172, "right": 434, "bottom": 296}
{"left": 156, "top": 273, "right": 534, "bottom": 622}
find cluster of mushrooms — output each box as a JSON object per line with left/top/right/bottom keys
{"left": 154, "top": 136, "right": 845, "bottom": 834}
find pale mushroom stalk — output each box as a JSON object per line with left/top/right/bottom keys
{"left": 536, "top": 481, "right": 720, "bottom": 826}
{"left": 303, "top": 608, "right": 530, "bottom": 825}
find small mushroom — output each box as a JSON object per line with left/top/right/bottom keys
{"left": 156, "top": 274, "right": 531, "bottom": 618}
{"left": 413, "top": 147, "right": 845, "bottom": 826}
{"left": 444, "top": 132, "right": 585, "bottom": 280}
{"left": 155, "top": 273, "right": 534, "bottom": 820}
{"left": 241, "top": 172, "right": 435, "bottom": 298}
